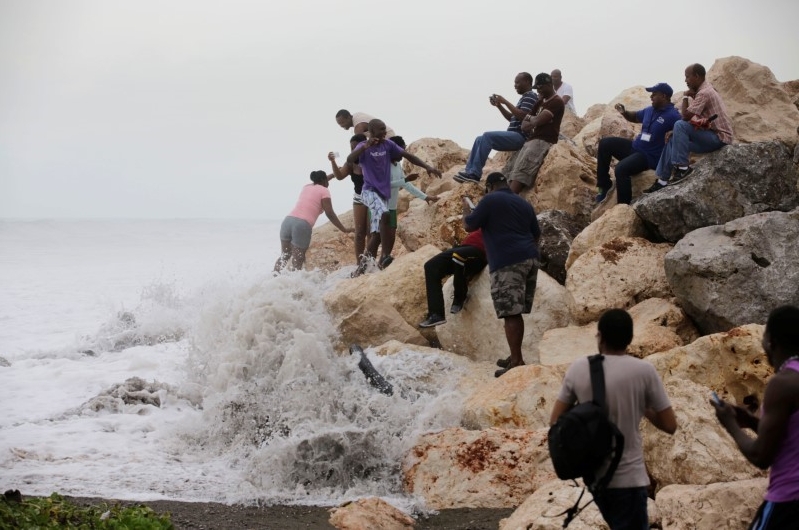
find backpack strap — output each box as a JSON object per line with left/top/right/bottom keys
{"left": 588, "top": 354, "right": 607, "bottom": 409}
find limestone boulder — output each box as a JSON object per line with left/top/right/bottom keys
{"left": 646, "top": 324, "right": 771, "bottom": 404}
{"left": 571, "top": 116, "right": 601, "bottom": 158}
{"left": 608, "top": 86, "right": 656, "bottom": 114}
{"left": 633, "top": 141, "right": 799, "bottom": 243}
{"left": 402, "top": 427, "right": 556, "bottom": 509}
{"left": 403, "top": 137, "right": 469, "bottom": 190}
{"left": 566, "top": 204, "right": 648, "bottom": 270}
{"left": 397, "top": 189, "right": 465, "bottom": 252}
{"left": 655, "top": 479, "right": 767, "bottom": 530}
{"left": 589, "top": 170, "right": 658, "bottom": 222}
{"left": 643, "top": 378, "right": 766, "bottom": 488}
{"left": 536, "top": 210, "right": 584, "bottom": 284}
{"left": 559, "top": 111, "right": 587, "bottom": 140}
{"left": 498, "top": 480, "right": 609, "bottom": 530}
{"left": 323, "top": 246, "right": 440, "bottom": 348}
{"left": 305, "top": 210, "right": 359, "bottom": 270}
{"left": 329, "top": 497, "right": 415, "bottom": 530}
{"left": 566, "top": 237, "right": 673, "bottom": 324}
{"left": 461, "top": 364, "right": 566, "bottom": 430}
{"left": 708, "top": 56, "right": 799, "bottom": 144}
{"left": 437, "top": 270, "right": 572, "bottom": 364}
{"left": 538, "top": 298, "right": 697, "bottom": 366}
{"left": 665, "top": 209, "right": 799, "bottom": 333}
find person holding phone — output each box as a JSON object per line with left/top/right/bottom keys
{"left": 712, "top": 305, "right": 799, "bottom": 529}
{"left": 645, "top": 63, "right": 734, "bottom": 193}
{"left": 594, "top": 83, "right": 681, "bottom": 205}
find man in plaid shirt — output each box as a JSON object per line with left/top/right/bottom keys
{"left": 645, "top": 63, "right": 734, "bottom": 193}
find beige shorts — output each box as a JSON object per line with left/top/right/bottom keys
{"left": 504, "top": 138, "right": 552, "bottom": 188}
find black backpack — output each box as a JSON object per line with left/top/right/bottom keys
{"left": 548, "top": 354, "right": 625, "bottom": 525}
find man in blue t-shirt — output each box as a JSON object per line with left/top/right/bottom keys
{"left": 595, "top": 83, "right": 680, "bottom": 205}
{"left": 463, "top": 172, "right": 541, "bottom": 377}
{"left": 454, "top": 73, "right": 539, "bottom": 184}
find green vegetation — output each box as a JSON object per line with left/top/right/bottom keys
{"left": 0, "top": 493, "right": 174, "bottom": 529}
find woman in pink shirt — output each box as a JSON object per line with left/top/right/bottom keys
{"left": 274, "top": 170, "right": 352, "bottom": 272}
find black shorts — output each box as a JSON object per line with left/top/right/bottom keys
{"left": 749, "top": 499, "right": 799, "bottom": 530}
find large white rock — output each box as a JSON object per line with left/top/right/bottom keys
{"left": 498, "top": 480, "right": 609, "bottom": 530}
{"left": 566, "top": 204, "right": 649, "bottom": 270}
{"left": 329, "top": 497, "right": 416, "bottom": 530}
{"left": 402, "top": 427, "right": 556, "bottom": 509}
{"left": 566, "top": 237, "right": 673, "bottom": 324}
{"left": 436, "top": 270, "right": 572, "bottom": 364}
{"left": 461, "top": 364, "right": 566, "bottom": 430}
{"left": 655, "top": 479, "right": 768, "bottom": 530}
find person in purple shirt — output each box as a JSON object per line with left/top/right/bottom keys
{"left": 713, "top": 305, "right": 799, "bottom": 529}
{"left": 347, "top": 119, "right": 442, "bottom": 276}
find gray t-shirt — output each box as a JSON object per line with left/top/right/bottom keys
{"left": 556, "top": 354, "right": 672, "bottom": 488}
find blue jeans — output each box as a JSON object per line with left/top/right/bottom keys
{"left": 596, "top": 137, "right": 650, "bottom": 204}
{"left": 593, "top": 487, "right": 648, "bottom": 530}
{"left": 655, "top": 119, "right": 725, "bottom": 180}
{"left": 464, "top": 130, "right": 526, "bottom": 179}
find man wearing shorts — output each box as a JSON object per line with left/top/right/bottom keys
{"left": 506, "top": 72, "right": 565, "bottom": 194}
{"left": 463, "top": 172, "right": 541, "bottom": 377}
{"left": 347, "top": 119, "right": 442, "bottom": 275}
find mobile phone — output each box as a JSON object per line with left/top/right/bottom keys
{"left": 464, "top": 197, "right": 475, "bottom": 209}
{"left": 711, "top": 391, "right": 722, "bottom": 404}
{"left": 708, "top": 114, "right": 718, "bottom": 122}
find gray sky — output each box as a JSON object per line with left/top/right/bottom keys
{"left": 2, "top": 0, "right": 798, "bottom": 220}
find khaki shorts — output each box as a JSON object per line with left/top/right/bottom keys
{"left": 505, "top": 138, "right": 552, "bottom": 188}
{"left": 489, "top": 259, "right": 539, "bottom": 318}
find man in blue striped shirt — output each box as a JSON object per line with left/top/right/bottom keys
{"left": 454, "top": 73, "right": 539, "bottom": 184}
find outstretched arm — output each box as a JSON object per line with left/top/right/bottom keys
{"left": 329, "top": 152, "right": 352, "bottom": 180}
{"left": 401, "top": 152, "right": 442, "bottom": 178}
{"left": 321, "top": 198, "right": 353, "bottom": 233}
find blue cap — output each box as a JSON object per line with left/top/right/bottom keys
{"left": 645, "top": 83, "right": 674, "bottom": 98}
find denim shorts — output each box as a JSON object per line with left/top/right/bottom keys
{"left": 279, "top": 216, "right": 313, "bottom": 249}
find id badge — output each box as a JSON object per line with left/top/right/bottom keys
{"left": 641, "top": 132, "right": 652, "bottom": 142}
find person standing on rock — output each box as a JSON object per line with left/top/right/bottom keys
{"left": 453, "top": 72, "right": 538, "bottom": 184}
{"left": 463, "top": 172, "right": 541, "bottom": 377}
{"left": 551, "top": 69, "right": 576, "bottom": 114}
{"left": 713, "top": 305, "right": 799, "bottom": 529}
{"left": 348, "top": 119, "right": 442, "bottom": 276}
{"left": 335, "top": 109, "right": 396, "bottom": 139}
{"left": 505, "top": 72, "right": 565, "bottom": 194}
{"left": 595, "top": 83, "right": 681, "bottom": 204}
{"left": 644, "top": 63, "right": 734, "bottom": 193}
{"left": 418, "top": 228, "right": 487, "bottom": 328}
{"left": 550, "top": 308, "right": 677, "bottom": 529}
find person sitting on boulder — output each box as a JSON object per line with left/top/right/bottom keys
{"left": 453, "top": 72, "right": 538, "bottom": 184}
{"left": 348, "top": 119, "right": 442, "bottom": 276}
{"left": 419, "top": 229, "right": 487, "bottom": 328}
{"left": 506, "top": 72, "right": 565, "bottom": 194}
{"left": 595, "top": 83, "right": 681, "bottom": 204}
{"left": 645, "top": 63, "right": 734, "bottom": 193}
{"left": 367, "top": 136, "right": 440, "bottom": 270}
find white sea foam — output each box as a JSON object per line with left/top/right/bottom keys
{"left": 0, "top": 219, "right": 464, "bottom": 510}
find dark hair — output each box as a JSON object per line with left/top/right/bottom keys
{"left": 310, "top": 170, "right": 327, "bottom": 185}
{"left": 335, "top": 109, "right": 351, "bottom": 119}
{"left": 389, "top": 135, "right": 406, "bottom": 148}
{"left": 598, "top": 309, "right": 634, "bottom": 350}
{"left": 690, "top": 63, "right": 706, "bottom": 78}
{"left": 519, "top": 72, "right": 533, "bottom": 84}
{"left": 766, "top": 305, "right": 799, "bottom": 351}
{"left": 350, "top": 133, "right": 367, "bottom": 143}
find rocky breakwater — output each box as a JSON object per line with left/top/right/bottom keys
{"left": 313, "top": 57, "right": 799, "bottom": 530}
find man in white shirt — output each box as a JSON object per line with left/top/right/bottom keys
{"left": 551, "top": 69, "right": 576, "bottom": 114}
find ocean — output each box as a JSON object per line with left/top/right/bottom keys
{"left": 0, "top": 219, "right": 464, "bottom": 511}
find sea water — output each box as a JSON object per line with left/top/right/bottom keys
{"left": 0, "top": 219, "right": 464, "bottom": 510}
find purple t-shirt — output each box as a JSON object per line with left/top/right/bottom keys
{"left": 357, "top": 139, "right": 404, "bottom": 200}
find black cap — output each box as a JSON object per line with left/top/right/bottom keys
{"left": 485, "top": 172, "right": 507, "bottom": 186}
{"left": 533, "top": 73, "right": 553, "bottom": 88}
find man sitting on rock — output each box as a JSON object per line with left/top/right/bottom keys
{"left": 335, "top": 109, "right": 396, "bottom": 138}
{"left": 506, "top": 72, "right": 565, "bottom": 194}
{"left": 713, "top": 305, "right": 799, "bottom": 529}
{"left": 419, "top": 229, "right": 487, "bottom": 328}
{"left": 645, "top": 63, "right": 734, "bottom": 193}
{"left": 463, "top": 172, "right": 541, "bottom": 377}
{"left": 453, "top": 72, "right": 538, "bottom": 184}
{"left": 550, "top": 309, "right": 677, "bottom": 529}
{"left": 595, "top": 83, "right": 681, "bottom": 204}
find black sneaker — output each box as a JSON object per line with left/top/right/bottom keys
{"left": 419, "top": 314, "right": 446, "bottom": 328}
{"left": 496, "top": 356, "right": 511, "bottom": 368}
{"left": 670, "top": 166, "right": 693, "bottom": 184}
{"left": 643, "top": 181, "right": 667, "bottom": 194}
{"left": 450, "top": 301, "right": 464, "bottom": 314}
{"left": 379, "top": 255, "right": 394, "bottom": 270}
{"left": 453, "top": 171, "right": 481, "bottom": 184}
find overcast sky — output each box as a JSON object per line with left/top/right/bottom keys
{"left": 2, "top": 0, "right": 798, "bottom": 220}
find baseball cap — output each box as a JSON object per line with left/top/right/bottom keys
{"left": 533, "top": 73, "right": 553, "bottom": 88}
{"left": 645, "top": 82, "right": 674, "bottom": 98}
{"left": 485, "top": 172, "right": 507, "bottom": 186}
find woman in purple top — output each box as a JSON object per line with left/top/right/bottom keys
{"left": 713, "top": 305, "right": 799, "bottom": 529}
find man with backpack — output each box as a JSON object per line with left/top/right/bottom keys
{"left": 549, "top": 308, "right": 677, "bottom": 529}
